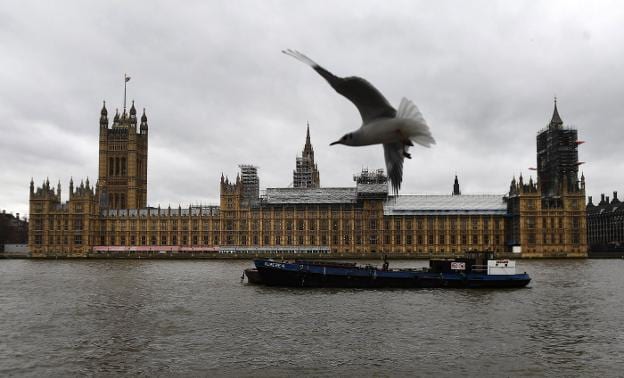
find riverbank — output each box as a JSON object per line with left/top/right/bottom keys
{"left": 4, "top": 251, "right": 595, "bottom": 260}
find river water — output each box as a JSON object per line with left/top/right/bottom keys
{"left": 1, "top": 259, "right": 623, "bottom": 377}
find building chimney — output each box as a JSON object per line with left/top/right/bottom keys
{"left": 588, "top": 196, "right": 593, "bottom": 205}
{"left": 606, "top": 196, "right": 610, "bottom": 204}
{"left": 613, "top": 191, "right": 618, "bottom": 201}
{"left": 601, "top": 194, "right": 605, "bottom": 204}
{"left": 16, "top": 213, "right": 19, "bottom": 220}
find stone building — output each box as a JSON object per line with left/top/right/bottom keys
{"left": 1, "top": 210, "right": 28, "bottom": 249}
{"left": 506, "top": 100, "right": 587, "bottom": 257}
{"left": 98, "top": 101, "right": 148, "bottom": 209}
{"left": 28, "top": 99, "right": 587, "bottom": 258}
{"left": 586, "top": 191, "right": 624, "bottom": 253}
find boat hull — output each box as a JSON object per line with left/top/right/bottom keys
{"left": 246, "top": 260, "right": 531, "bottom": 289}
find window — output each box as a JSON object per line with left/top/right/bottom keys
{"left": 370, "top": 235, "right": 377, "bottom": 245}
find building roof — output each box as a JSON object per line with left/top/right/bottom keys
{"left": 264, "top": 187, "right": 357, "bottom": 204}
{"left": 384, "top": 194, "right": 507, "bottom": 215}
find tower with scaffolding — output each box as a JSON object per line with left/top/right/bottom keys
{"left": 536, "top": 98, "right": 584, "bottom": 206}
{"left": 239, "top": 164, "right": 260, "bottom": 206}
{"left": 293, "top": 123, "right": 320, "bottom": 188}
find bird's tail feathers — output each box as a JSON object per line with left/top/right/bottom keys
{"left": 282, "top": 49, "right": 319, "bottom": 67}
{"left": 397, "top": 97, "right": 436, "bottom": 148}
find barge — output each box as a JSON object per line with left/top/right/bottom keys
{"left": 244, "top": 253, "right": 531, "bottom": 288}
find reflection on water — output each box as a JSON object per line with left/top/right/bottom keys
{"left": 1, "top": 259, "right": 623, "bottom": 376}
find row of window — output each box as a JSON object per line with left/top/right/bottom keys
{"left": 95, "top": 231, "right": 503, "bottom": 247}
{"left": 98, "top": 217, "right": 505, "bottom": 232}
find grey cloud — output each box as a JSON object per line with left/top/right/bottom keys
{"left": 2, "top": 0, "right": 624, "bottom": 217}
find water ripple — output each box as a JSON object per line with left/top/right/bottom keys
{"left": 1, "top": 259, "right": 623, "bottom": 376}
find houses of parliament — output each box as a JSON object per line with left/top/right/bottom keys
{"left": 28, "top": 98, "right": 588, "bottom": 258}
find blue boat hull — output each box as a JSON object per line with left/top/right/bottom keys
{"left": 246, "top": 260, "right": 531, "bottom": 289}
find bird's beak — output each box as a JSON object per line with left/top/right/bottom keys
{"left": 330, "top": 140, "right": 340, "bottom": 146}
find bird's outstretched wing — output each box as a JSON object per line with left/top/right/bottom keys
{"left": 283, "top": 49, "right": 396, "bottom": 123}
{"left": 383, "top": 142, "right": 405, "bottom": 195}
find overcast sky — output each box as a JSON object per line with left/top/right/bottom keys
{"left": 2, "top": 0, "right": 623, "bottom": 218}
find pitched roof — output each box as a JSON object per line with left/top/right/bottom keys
{"left": 384, "top": 194, "right": 507, "bottom": 215}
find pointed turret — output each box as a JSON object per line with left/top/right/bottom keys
{"left": 113, "top": 109, "right": 120, "bottom": 127}
{"left": 452, "top": 174, "right": 461, "bottom": 195}
{"left": 100, "top": 101, "right": 108, "bottom": 128}
{"left": 129, "top": 101, "right": 137, "bottom": 125}
{"left": 30, "top": 178, "right": 34, "bottom": 196}
{"left": 57, "top": 180, "right": 61, "bottom": 198}
{"left": 69, "top": 177, "right": 74, "bottom": 198}
{"left": 549, "top": 97, "right": 563, "bottom": 129}
{"left": 140, "top": 108, "right": 148, "bottom": 134}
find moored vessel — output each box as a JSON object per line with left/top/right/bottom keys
{"left": 244, "top": 253, "right": 530, "bottom": 288}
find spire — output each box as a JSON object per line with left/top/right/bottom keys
{"left": 549, "top": 97, "right": 563, "bottom": 129}
{"left": 113, "top": 109, "right": 120, "bottom": 127}
{"left": 100, "top": 101, "right": 108, "bottom": 128}
{"left": 140, "top": 108, "right": 148, "bottom": 133}
{"left": 452, "top": 174, "right": 461, "bottom": 195}
{"left": 30, "top": 178, "right": 34, "bottom": 195}
{"left": 129, "top": 101, "right": 137, "bottom": 125}
{"left": 57, "top": 180, "right": 61, "bottom": 197}
{"left": 303, "top": 122, "right": 313, "bottom": 158}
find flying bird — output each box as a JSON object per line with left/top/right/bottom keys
{"left": 282, "top": 49, "right": 435, "bottom": 194}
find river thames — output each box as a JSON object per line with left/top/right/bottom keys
{"left": 1, "top": 258, "right": 623, "bottom": 376}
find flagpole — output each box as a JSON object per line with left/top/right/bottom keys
{"left": 124, "top": 73, "right": 127, "bottom": 112}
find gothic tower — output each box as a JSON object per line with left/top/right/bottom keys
{"left": 536, "top": 99, "right": 581, "bottom": 204}
{"left": 97, "top": 101, "right": 148, "bottom": 209}
{"left": 293, "top": 123, "right": 320, "bottom": 188}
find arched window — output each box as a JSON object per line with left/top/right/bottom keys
{"left": 109, "top": 157, "right": 114, "bottom": 175}
{"left": 121, "top": 158, "right": 126, "bottom": 175}
{"left": 115, "top": 157, "right": 120, "bottom": 175}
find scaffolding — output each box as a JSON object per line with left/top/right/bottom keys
{"left": 239, "top": 164, "right": 260, "bottom": 205}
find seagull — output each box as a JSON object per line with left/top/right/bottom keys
{"left": 282, "top": 49, "right": 435, "bottom": 194}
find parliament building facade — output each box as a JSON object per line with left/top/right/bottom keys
{"left": 28, "top": 99, "right": 587, "bottom": 258}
